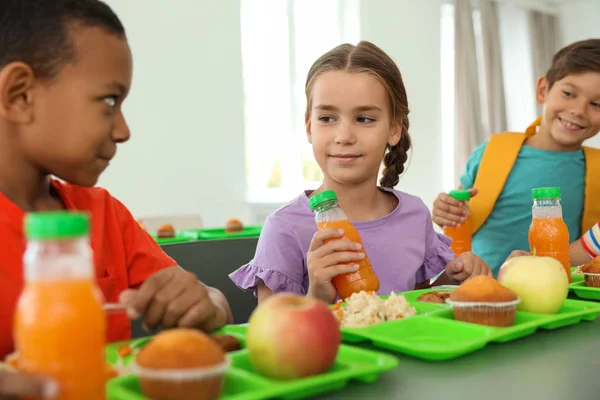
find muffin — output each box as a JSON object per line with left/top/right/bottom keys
{"left": 225, "top": 218, "right": 243, "bottom": 233}
{"left": 157, "top": 223, "right": 176, "bottom": 238}
{"left": 581, "top": 257, "right": 600, "bottom": 288}
{"left": 132, "top": 328, "right": 229, "bottom": 400}
{"left": 446, "top": 275, "right": 520, "bottom": 327}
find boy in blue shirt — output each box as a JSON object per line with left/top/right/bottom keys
{"left": 433, "top": 39, "right": 600, "bottom": 275}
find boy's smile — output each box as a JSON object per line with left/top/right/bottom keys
{"left": 536, "top": 72, "right": 600, "bottom": 151}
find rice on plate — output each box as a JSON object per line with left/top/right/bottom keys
{"left": 332, "top": 290, "right": 416, "bottom": 328}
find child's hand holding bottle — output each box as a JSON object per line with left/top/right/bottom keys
{"left": 306, "top": 228, "right": 363, "bottom": 304}
{"left": 433, "top": 188, "right": 478, "bottom": 228}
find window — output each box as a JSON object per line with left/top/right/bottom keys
{"left": 440, "top": 2, "right": 537, "bottom": 191}
{"left": 240, "top": 0, "right": 360, "bottom": 203}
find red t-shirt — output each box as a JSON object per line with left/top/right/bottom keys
{"left": 0, "top": 180, "right": 176, "bottom": 359}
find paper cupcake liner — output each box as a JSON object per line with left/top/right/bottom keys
{"left": 131, "top": 357, "right": 230, "bottom": 381}
{"left": 445, "top": 299, "right": 521, "bottom": 308}
{"left": 583, "top": 272, "right": 600, "bottom": 288}
{"left": 445, "top": 298, "right": 520, "bottom": 327}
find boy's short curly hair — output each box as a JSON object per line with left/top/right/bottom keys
{"left": 0, "top": 0, "right": 125, "bottom": 79}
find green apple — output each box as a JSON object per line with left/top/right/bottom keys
{"left": 498, "top": 255, "right": 568, "bottom": 314}
{"left": 246, "top": 293, "right": 341, "bottom": 380}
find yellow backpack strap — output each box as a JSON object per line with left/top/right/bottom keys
{"left": 469, "top": 117, "right": 542, "bottom": 233}
{"left": 582, "top": 146, "right": 600, "bottom": 233}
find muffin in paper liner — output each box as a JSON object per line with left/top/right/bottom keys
{"left": 581, "top": 257, "right": 600, "bottom": 288}
{"left": 445, "top": 298, "right": 521, "bottom": 327}
{"left": 131, "top": 356, "right": 230, "bottom": 400}
{"left": 583, "top": 272, "right": 600, "bottom": 288}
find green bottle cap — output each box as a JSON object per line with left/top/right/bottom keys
{"left": 25, "top": 212, "right": 90, "bottom": 240}
{"left": 308, "top": 190, "right": 338, "bottom": 211}
{"left": 531, "top": 187, "right": 561, "bottom": 200}
{"left": 449, "top": 190, "right": 471, "bottom": 201}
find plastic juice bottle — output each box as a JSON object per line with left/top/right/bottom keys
{"left": 528, "top": 187, "right": 572, "bottom": 283}
{"left": 308, "top": 190, "right": 379, "bottom": 300}
{"left": 14, "top": 212, "right": 107, "bottom": 400}
{"left": 442, "top": 189, "right": 472, "bottom": 257}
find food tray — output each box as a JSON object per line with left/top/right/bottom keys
{"left": 178, "top": 226, "right": 263, "bottom": 241}
{"left": 569, "top": 281, "right": 600, "bottom": 301}
{"left": 149, "top": 234, "right": 195, "bottom": 245}
{"left": 570, "top": 266, "right": 584, "bottom": 283}
{"left": 106, "top": 325, "right": 399, "bottom": 400}
{"left": 337, "top": 288, "right": 600, "bottom": 361}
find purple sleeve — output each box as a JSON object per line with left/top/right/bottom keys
{"left": 415, "top": 212, "right": 456, "bottom": 283}
{"left": 229, "top": 214, "right": 306, "bottom": 297}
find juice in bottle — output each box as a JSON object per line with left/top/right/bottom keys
{"left": 14, "top": 212, "right": 106, "bottom": 400}
{"left": 442, "top": 189, "right": 472, "bottom": 256}
{"left": 528, "top": 187, "right": 572, "bottom": 282}
{"left": 309, "top": 190, "right": 379, "bottom": 300}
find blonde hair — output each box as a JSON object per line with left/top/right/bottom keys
{"left": 304, "top": 41, "right": 411, "bottom": 188}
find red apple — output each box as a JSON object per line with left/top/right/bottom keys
{"left": 246, "top": 293, "right": 341, "bottom": 380}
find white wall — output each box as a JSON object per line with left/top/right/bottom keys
{"left": 97, "top": 0, "right": 445, "bottom": 227}
{"left": 99, "top": 0, "right": 249, "bottom": 228}
{"left": 359, "top": 0, "right": 443, "bottom": 209}
{"left": 557, "top": 0, "right": 600, "bottom": 148}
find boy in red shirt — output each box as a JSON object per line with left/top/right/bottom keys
{"left": 0, "top": 0, "right": 233, "bottom": 397}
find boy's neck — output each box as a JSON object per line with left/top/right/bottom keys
{"left": 0, "top": 136, "right": 63, "bottom": 212}
{"left": 317, "top": 177, "right": 396, "bottom": 222}
{"left": 525, "top": 125, "right": 582, "bottom": 152}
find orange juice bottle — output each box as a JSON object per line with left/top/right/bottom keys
{"left": 443, "top": 190, "right": 472, "bottom": 257}
{"left": 309, "top": 190, "right": 379, "bottom": 300}
{"left": 528, "top": 187, "right": 572, "bottom": 282}
{"left": 14, "top": 212, "right": 106, "bottom": 400}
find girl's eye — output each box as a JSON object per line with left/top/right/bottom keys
{"left": 104, "top": 96, "right": 117, "bottom": 107}
{"left": 357, "top": 116, "right": 375, "bottom": 123}
{"left": 318, "top": 116, "right": 335, "bottom": 122}
{"left": 562, "top": 90, "right": 573, "bottom": 97}
{"left": 591, "top": 101, "right": 600, "bottom": 109}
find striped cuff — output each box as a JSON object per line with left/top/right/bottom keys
{"left": 582, "top": 223, "right": 600, "bottom": 258}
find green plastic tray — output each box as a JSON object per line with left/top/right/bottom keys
{"left": 337, "top": 289, "right": 600, "bottom": 361}
{"left": 180, "top": 226, "right": 262, "bottom": 241}
{"left": 106, "top": 325, "right": 399, "bottom": 400}
{"left": 570, "top": 266, "right": 584, "bottom": 283}
{"left": 149, "top": 233, "right": 195, "bottom": 245}
{"left": 569, "top": 281, "right": 600, "bottom": 301}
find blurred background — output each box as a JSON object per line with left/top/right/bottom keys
{"left": 99, "top": 0, "right": 599, "bottom": 229}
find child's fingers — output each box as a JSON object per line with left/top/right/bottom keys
{"left": 321, "top": 263, "right": 361, "bottom": 280}
{"left": 434, "top": 195, "right": 466, "bottom": 216}
{"left": 141, "top": 281, "right": 186, "bottom": 331}
{"left": 446, "top": 260, "right": 470, "bottom": 281}
{"left": 467, "top": 188, "right": 479, "bottom": 198}
{"left": 437, "top": 192, "right": 465, "bottom": 208}
{"left": 308, "top": 228, "right": 344, "bottom": 251}
{"left": 122, "top": 267, "right": 177, "bottom": 317}
{"left": 177, "top": 296, "right": 218, "bottom": 330}
{"left": 432, "top": 207, "right": 464, "bottom": 226}
{"left": 432, "top": 213, "right": 462, "bottom": 227}
{"left": 319, "top": 251, "right": 365, "bottom": 268}
{"left": 0, "top": 371, "right": 59, "bottom": 399}
{"left": 312, "top": 239, "right": 361, "bottom": 259}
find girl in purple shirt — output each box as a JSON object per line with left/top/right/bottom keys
{"left": 231, "top": 41, "right": 492, "bottom": 304}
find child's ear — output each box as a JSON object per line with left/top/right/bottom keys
{"left": 388, "top": 119, "right": 402, "bottom": 147}
{"left": 535, "top": 76, "right": 548, "bottom": 105}
{"left": 305, "top": 114, "right": 313, "bottom": 144}
{"left": 0, "top": 62, "right": 35, "bottom": 124}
